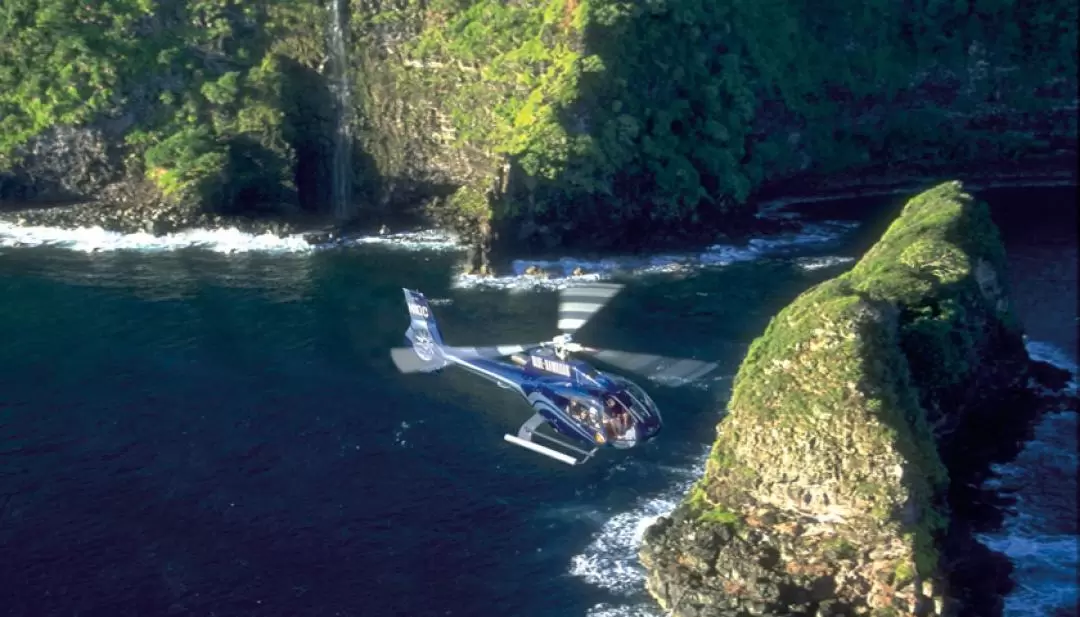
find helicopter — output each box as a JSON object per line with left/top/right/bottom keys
{"left": 389, "top": 283, "right": 718, "bottom": 465}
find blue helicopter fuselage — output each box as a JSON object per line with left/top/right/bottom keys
{"left": 441, "top": 346, "right": 664, "bottom": 451}
{"left": 396, "top": 286, "right": 666, "bottom": 464}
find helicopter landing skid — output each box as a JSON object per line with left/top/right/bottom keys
{"left": 503, "top": 412, "right": 597, "bottom": 466}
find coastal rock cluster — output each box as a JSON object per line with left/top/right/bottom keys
{"left": 638, "top": 181, "right": 1070, "bottom": 617}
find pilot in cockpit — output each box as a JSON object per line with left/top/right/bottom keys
{"left": 604, "top": 396, "right": 632, "bottom": 435}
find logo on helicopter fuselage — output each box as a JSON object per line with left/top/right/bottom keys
{"left": 532, "top": 355, "right": 571, "bottom": 377}
{"left": 407, "top": 301, "right": 430, "bottom": 319}
{"left": 412, "top": 323, "right": 435, "bottom": 361}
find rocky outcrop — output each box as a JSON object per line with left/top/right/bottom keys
{"left": 639, "top": 181, "right": 1060, "bottom": 617}
{"left": 0, "top": 126, "right": 120, "bottom": 203}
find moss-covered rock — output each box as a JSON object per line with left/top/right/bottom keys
{"left": 639, "top": 181, "right": 1035, "bottom": 617}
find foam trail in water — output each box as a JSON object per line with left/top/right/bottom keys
{"left": 976, "top": 339, "right": 1078, "bottom": 617}
{"left": 454, "top": 220, "right": 860, "bottom": 291}
{"left": 585, "top": 604, "right": 665, "bottom": 617}
{"left": 0, "top": 222, "right": 461, "bottom": 254}
{"left": 349, "top": 229, "right": 461, "bottom": 252}
{"left": 793, "top": 255, "right": 855, "bottom": 271}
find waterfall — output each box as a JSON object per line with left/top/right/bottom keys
{"left": 326, "top": 0, "right": 353, "bottom": 221}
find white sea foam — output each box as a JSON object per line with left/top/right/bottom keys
{"left": 348, "top": 228, "right": 462, "bottom": 252}
{"left": 584, "top": 603, "right": 665, "bottom": 617}
{"left": 454, "top": 220, "right": 860, "bottom": 291}
{"left": 0, "top": 221, "right": 461, "bottom": 254}
{"left": 793, "top": 255, "right": 856, "bottom": 271}
{"left": 975, "top": 340, "right": 1079, "bottom": 617}
{"left": 0, "top": 216, "right": 854, "bottom": 277}
{"left": 568, "top": 447, "right": 709, "bottom": 616}
{"left": 1026, "top": 339, "right": 1079, "bottom": 394}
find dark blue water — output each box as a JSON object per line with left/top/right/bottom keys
{"left": 0, "top": 186, "right": 1074, "bottom": 617}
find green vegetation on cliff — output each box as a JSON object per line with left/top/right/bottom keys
{"left": 684, "top": 181, "right": 1023, "bottom": 606}
{"left": 378, "top": 0, "right": 1076, "bottom": 240}
{"left": 0, "top": 0, "right": 336, "bottom": 212}
{"left": 1, "top": 0, "right": 1076, "bottom": 238}
{"left": 640, "top": 182, "right": 1031, "bottom": 616}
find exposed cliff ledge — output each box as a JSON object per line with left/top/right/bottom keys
{"left": 638, "top": 181, "right": 1071, "bottom": 617}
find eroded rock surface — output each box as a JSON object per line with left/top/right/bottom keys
{"left": 640, "top": 181, "right": 1051, "bottom": 617}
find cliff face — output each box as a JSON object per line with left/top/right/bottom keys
{"left": 0, "top": 1, "right": 1076, "bottom": 252}
{"left": 351, "top": 0, "right": 1079, "bottom": 256}
{"left": 638, "top": 182, "right": 1040, "bottom": 617}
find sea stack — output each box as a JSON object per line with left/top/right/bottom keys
{"left": 639, "top": 181, "right": 1036, "bottom": 617}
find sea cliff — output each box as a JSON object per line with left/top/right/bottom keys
{"left": 1, "top": 1, "right": 1077, "bottom": 263}
{"left": 638, "top": 181, "right": 1072, "bottom": 617}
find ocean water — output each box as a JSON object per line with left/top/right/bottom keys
{"left": 0, "top": 186, "right": 1075, "bottom": 617}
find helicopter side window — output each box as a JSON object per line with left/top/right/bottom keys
{"left": 568, "top": 399, "right": 602, "bottom": 432}
{"left": 568, "top": 399, "right": 588, "bottom": 422}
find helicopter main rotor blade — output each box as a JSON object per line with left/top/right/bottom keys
{"left": 558, "top": 283, "right": 623, "bottom": 334}
{"left": 581, "top": 347, "right": 719, "bottom": 385}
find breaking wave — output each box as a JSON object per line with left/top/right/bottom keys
{"left": 0, "top": 218, "right": 856, "bottom": 284}
{"left": 568, "top": 448, "right": 710, "bottom": 617}
{"left": 0, "top": 222, "right": 461, "bottom": 254}
{"left": 454, "top": 220, "right": 860, "bottom": 291}
{"left": 976, "top": 339, "right": 1078, "bottom": 617}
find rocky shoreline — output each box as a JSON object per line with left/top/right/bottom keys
{"left": 754, "top": 153, "right": 1078, "bottom": 216}
{"left": 2, "top": 156, "right": 1075, "bottom": 259}
{"left": 0, "top": 185, "right": 425, "bottom": 248}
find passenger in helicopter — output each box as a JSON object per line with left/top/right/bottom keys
{"left": 604, "top": 397, "right": 633, "bottom": 436}
{"left": 567, "top": 399, "right": 590, "bottom": 424}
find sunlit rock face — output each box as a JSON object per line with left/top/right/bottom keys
{"left": 639, "top": 181, "right": 1044, "bottom": 617}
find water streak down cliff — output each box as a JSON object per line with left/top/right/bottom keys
{"left": 327, "top": 0, "right": 354, "bottom": 222}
